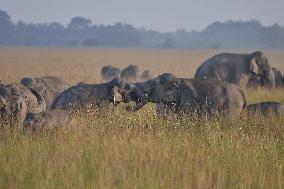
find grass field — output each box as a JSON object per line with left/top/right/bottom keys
{"left": 0, "top": 48, "right": 283, "bottom": 188}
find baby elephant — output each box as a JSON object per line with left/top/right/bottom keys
{"left": 23, "top": 109, "right": 76, "bottom": 132}
{"left": 246, "top": 101, "right": 284, "bottom": 117}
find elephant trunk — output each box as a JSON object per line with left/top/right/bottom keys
{"left": 126, "top": 85, "right": 149, "bottom": 112}
{"left": 131, "top": 92, "right": 148, "bottom": 112}
{"left": 29, "top": 88, "right": 46, "bottom": 112}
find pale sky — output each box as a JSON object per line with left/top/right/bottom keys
{"left": 0, "top": 0, "right": 283, "bottom": 31}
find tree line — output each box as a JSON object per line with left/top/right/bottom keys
{"left": 0, "top": 10, "right": 283, "bottom": 49}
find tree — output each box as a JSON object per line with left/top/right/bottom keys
{"left": 48, "top": 22, "right": 65, "bottom": 30}
{"left": 161, "top": 37, "right": 176, "bottom": 48}
{"left": 82, "top": 38, "right": 101, "bottom": 47}
{"left": 0, "top": 10, "right": 12, "bottom": 26}
{"left": 67, "top": 17, "right": 92, "bottom": 30}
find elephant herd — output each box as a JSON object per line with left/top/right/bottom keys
{"left": 101, "top": 64, "right": 154, "bottom": 82}
{"left": 0, "top": 51, "right": 283, "bottom": 132}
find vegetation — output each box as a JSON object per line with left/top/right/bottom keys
{"left": 0, "top": 9, "right": 284, "bottom": 48}
{"left": 0, "top": 48, "right": 283, "bottom": 188}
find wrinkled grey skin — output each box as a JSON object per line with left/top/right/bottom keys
{"left": 126, "top": 73, "right": 247, "bottom": 117}
{"left": 101, "top": 65, "right": 121, "bottom": 81}
{"left": 194, "top": 51, "right": 275, "bottom": 89}
{"left": 8, "top": 84, "right": 46, "bottom": 114}
{"left": 246, "top": 101, "right": 284, "bottom": 117}
{"left": 140, "top": 70, "right": 154, "bottom": 81}
{"left": 23, "top": 109, "right": 76, "bottom": 132}
{"left": 51, "top": 78, "right": 136, "bottom": 114}
{"left": 0, "top": 85, "right": 28, "bottom": 127}
{"left": 120, "top": 65, "right": 140, "bottom": 81}
{"left": 21, "top": 76, "right": 70, "bottom": 109}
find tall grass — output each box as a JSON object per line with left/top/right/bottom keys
{"left": 0, "top": 48, "right": 283, "bottom": 188}
{"left": 0, "top": 107, "right": 283, "bottom": 189}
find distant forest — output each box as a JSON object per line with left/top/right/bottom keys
{"left": 0, "top": 10, "right": 284, "bottom": 49}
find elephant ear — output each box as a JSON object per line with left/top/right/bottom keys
{"left": 249, "top": 58, "right": 260, "bottom": 75}
{"left": 112, "top": 86, "right": 123, "bottom": 103}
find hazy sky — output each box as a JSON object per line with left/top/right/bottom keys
{"left": 1, "top": 0, "right": 283, "bottom": 31}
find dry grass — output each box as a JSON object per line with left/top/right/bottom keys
{"left": 1, "top": 47, "right": 282, "bottom": 84}
{"left": 0, "top": 47, "right": 283, "bottom": 189}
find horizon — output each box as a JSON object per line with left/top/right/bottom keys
{"left": 1, "top": 0, "right": 283, "bottom": 32}
{"left": 0, "top": 8, "right": 282, "bottom": 33}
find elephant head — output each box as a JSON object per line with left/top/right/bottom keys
{"left": 249, "top": 51, "right": 275, "bottom": 88}
{"left": 139, "top": 70, "right": 154, "bottom": 81}
{"left": 120, "top": 73, "right": 178, "bottom": 111}
{"left": 101, "top": 65, "right": 121, "bottom": 81}
{"left": 0, "top": 86, "right": 28, "bottom": 127}
{"left": 23, "top": 112, "right": 45, "bottom": 131}
{"left": 115, "top": 78, "right": 148, "bottom": 111}
{"left": 120, "top": 64, "right": 140, "bottom": 81}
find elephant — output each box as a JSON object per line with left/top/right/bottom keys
{"left": 271, "top": 68, "right": 282, "bottom": 88}
{"left": 101, "top": 65, "right": 121, "bottom": 81}
{"left": 246, "top": 74, "right": 261, "bottom": 89}
{"left": 21, "top": 76, "right": 71, "bottom": 109}
{"left": 8, "top": 84, "right": 46, "bottom": 114}
{"left": 0, "top": 85, "right": 27, "bottom": 127}
{"left": 23, "top": 109, "right": 76, "bottom": 132}
{"left": 246, "top": 101, "right": 284, "bottom": 117}
{"left": 51, "top": 78, "right": 137, "bottom": 114}
{"left": 123, "top": 73, "right": 247, "bottom": 118}
{"left": 120, "top": 64, "right": 140, "bottom": 81}
{"left": 194, "top": 51, "right": 275, "bottom": 89}
{"left": 247, "top": 67, "right": 283, "bottom": 88}
{"left": 155, "top": 102, "right": 176, "bottom": 117}
{"left": 140, "top": 70, "right": 154, "bottom": 81}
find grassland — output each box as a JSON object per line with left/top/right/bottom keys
{"left": 0, "top": 48, "right": 283, "bottom": 189}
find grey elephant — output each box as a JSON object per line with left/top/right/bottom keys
{"left": 140, "top": 70, "right": 154, "bottom": 81}
{"left": 9, "top": 84, "right": 46, "bottom": 113}
{"left": 101, "top": 65, "right": 121, "bottom": 81}
{"left": 271, "top": 68, "right": 282, "bottom": 88}
{"left": 123, "top": 73, "right": 247, "bottom": 118}
{"left": 0, "top": 85, "right": 28, "bottom": 127}
{"left": 246, "top": 67, "right": 283, "bottom": 88}
{"left": 51, "top": 78, "right": 137, "bottom": 114}
{"left": 194, "top": 51, "right": 275, "bottom": 89}
{"left": 120, "top": 64, "right": 140, "bottom": 81}
{"left": 246, "top": 74, "right": 261, "bottom": 88}
{"left": 155, "top": 102, "right": 176, "bottom": 117}
{"left": 23, "top": 109, "right": 76, "bottom": 132}
{"left": 246, "top": 101, "right": 284, "bottom": 117}
{"left": 21, "top": 76, "right": 71, "bottom": 109}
